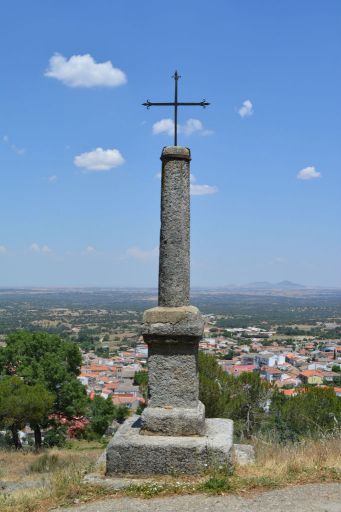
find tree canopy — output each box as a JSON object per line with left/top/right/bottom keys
{"left": 0, "top": 375, "right": 54, "bottom": 448}
{"left": 0, "top": 331, "right": 87, "bottom": 418}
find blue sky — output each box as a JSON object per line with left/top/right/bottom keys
{"left": 0, "top": 0, "right": 340, "bottom": 287}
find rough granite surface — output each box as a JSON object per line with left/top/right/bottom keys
{"left": 233, "top": 443, "right": 255, "bottom": 465}
{"left": 106, "top": 415, "right": 233, "bottom": 476}
{"left": 158, "top": 146, "right": 190, "bottom": 307}
{"left": 146, "top": 340, "right": 200, "bottom": 409}
{"left": 141, "top": 401, "right": 205, "bottom": 436}
{"left": 142, "top": 306, "right": 204, "bottom": 338}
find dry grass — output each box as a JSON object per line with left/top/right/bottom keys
{"left": 0, "top": 437, "right": 340, "bottom": 510}
{"left": 0, "top": 441, "right": 104, "bottom": 512}
{"left": 238, "top": 437, "right": 341, "bottom": 489}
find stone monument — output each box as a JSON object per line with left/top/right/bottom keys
{"left": 106, "top": 74, "right": 233, "bottom": 476}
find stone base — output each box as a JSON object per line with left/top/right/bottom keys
{"left": 106, "top": 415, "right": 233, "bottom": 476}
{"left": 141, "top": 401, "right": 205, "bottom": 436}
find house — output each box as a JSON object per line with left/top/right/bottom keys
{"left": 299, "top": 370, "right": 323, "bottom": 385}
{"left": 225, "top": 364, "right": 257, "bottom": 376}
{"left": 240, "top": 354, "right": 256, "bottom": 365}
{"left": 260, "top": 367, "right": 283, "bottom": 383}
{"left": 281, "top": 388, "right": 299, "bottom": 397}
{"left": 320, "top": 371, "right": 341, "bottom": 383}
{"left": 255, "top": 351, "right": 286, "bottom": 368}
{"left": 111, "top": 394, "right": 145, "bottom": 410}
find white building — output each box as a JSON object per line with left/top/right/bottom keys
{"left": 255, "top": 351, "right": 286, "bottom": 368}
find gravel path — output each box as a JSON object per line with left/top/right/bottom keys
{"left": 57, "top": 483, "right": 341, "bottom": 512}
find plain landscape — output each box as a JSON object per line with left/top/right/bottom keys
{"left": 0, "top": 286, "right": 340, "bottom": 511}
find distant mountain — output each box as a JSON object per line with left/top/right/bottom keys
{"left": 276, "top": 280, "right": 305, "bottom": 289}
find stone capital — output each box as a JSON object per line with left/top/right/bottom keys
{"left": 141, "top": 306, "right": 204, "bottom": 339}
{"left": 160, "top": 145, "right": 191, "bottom": 161}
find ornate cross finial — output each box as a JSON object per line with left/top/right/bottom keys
{"left": 143, "top": 71, "right": 210, "bottom": 146}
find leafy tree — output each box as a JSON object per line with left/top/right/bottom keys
{"left": 0, "top": 376, "right": 54, "bottom": 449}
{"left": 114, "top": 404, "right": 129, "bottom": 423}
{"left": 134, "top": 371, "right": 148, "bottom": 402}
{"left": 199, "top": 352, "right": 272, "bottom": 438}
{"left": 199, "top": 351, "right": 230, "bottom": 418}
{"left": 87, "top": 396, "right": 116, "bottom": 437}
{"left": 43, "top": 424, "right": 67, "bottom": 448}
{"left": 270, "top": 387, "right": 341, "bottom": 441}
{"left": 0, "top": 331, "right": 87, "bottom": 442}
{"left": 222, "top": 350, "right": 234, "bottom": 360}
{"left": 95, "top": 346, "right": 109, "bottom": 357}
{"left": 25, "top": 382, "right": 55, "bottom": 448}
{"left": 227, "top": 372, "right": 272, "bottom": 438}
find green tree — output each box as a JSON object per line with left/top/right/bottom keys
{"left": 0, "top": 376, "right": 54, "bottom": 449}
{"left": 25, "top": 382, "right": 55, "bottom": 449}
{"left": 114, "top": 404, "right": 129, "bottom": 423}
{"left": 198, "top": 352, "right": 230, "bottom": 418}
{"left": 87, "top": 396, "right": 116, "bottom": 437}
{"left": 198, "top": 352, "right": 272, "bottom": 439}
{"left": 134, "top": 371, "right": 148, "bottom": 402}
{"left": 0, "top": 331, "right": 87, "bottom": 442}
{"left": 227, "top": 372, "right": 272, "bottom": 438}
{"left": 270, "top": 387, "right": 341, "bottom": 441}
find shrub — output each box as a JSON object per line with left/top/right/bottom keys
{"left": 29, "top": 453, "right": 64, "bottom": 473}
{"left": 43, "top": 426, "right": 67, "bottom": 448}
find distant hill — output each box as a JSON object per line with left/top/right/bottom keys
{"left": 276, "top": 280, "right": 305, "bottom": 289}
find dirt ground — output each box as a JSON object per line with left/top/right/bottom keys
{"left": 56, "top": 483, "right": 341, "bottom": 512}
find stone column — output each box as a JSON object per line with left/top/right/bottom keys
{"left": 158, "top": 146, "right": 190, "bottom": 307}
{"left": 106, "top": 145, "right": 234, "bottom": 476}
{"left": 141, "top": 146, "right": 205, "bottom": 436}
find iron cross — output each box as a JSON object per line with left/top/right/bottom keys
{"left": 143, "top": 71, "right": 210, "bottom": 146}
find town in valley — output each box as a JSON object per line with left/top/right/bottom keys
{"left": 1, "top": 284, "right": 340, "bottom": 420}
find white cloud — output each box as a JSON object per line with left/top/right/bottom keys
{"left": 238, "top": 99, "right": 253, "bottom": 118}
{"left": 30, "top": 243, "right": 52, "bottom": 254}
{"left": 181, "top": 118, "right": 203, "bottom": 135}
{"left": 0, "top": 245, "right": 7, "bottom": 254}
{"left": 190, "top": 174, "right": 218, "bottom": 196}
{"left": 48, "top": 175, "right": 57, "bottom": 183}
{"left": 127, "top": 246, "right": 158, "bottom": 261}
{"left": 45, "top": 53, "right": 127, "bottom": 88}
{"left": 297, "top": 166, "right": 321, "bottom": 180}
{"left": 153, "top": 118, "right": 175, "bottom": 136}
{"left": 74, "top": 147, "right": 125, "bottom": 172}
{"left": 30, "top": 243, "right": 40, "bottom": 253}
{"left": 2, "top": 134, "right": 25, "bottom": 155}
{"left": 83, "top": 245, "right": 96, "bottom": 254}
{"left": 201, "top": 129, "right": 214, "bottom": 136}
{"left": 152, "top": 118, "right": 213, "bottom": 137}
{"left": 273, "top": 256, "right": 286, "bottom": 264}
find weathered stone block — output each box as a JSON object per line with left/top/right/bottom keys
{"left": 142, "top": 306, "right": 204, "bottom": 339}
{"left": 106, "top": 415, "right": 233, "bottom": 476}
{"left": 147, "top": 341, "right": 199, "bottom": 409}
{"left": 141, "top": 401, "right": 205, "bottom": 436}
{"left": 233, "top": 444, "right": 255, "bottom": 465}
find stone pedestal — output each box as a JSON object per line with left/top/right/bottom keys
{"left": 141, "top": 305, "right": 205, "bottom": 436}
{"left": 106, "top": 146, "right": 233, "bottom": 476}
{"left": 106, "top": 416, "right": 233, "bottom": 476}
